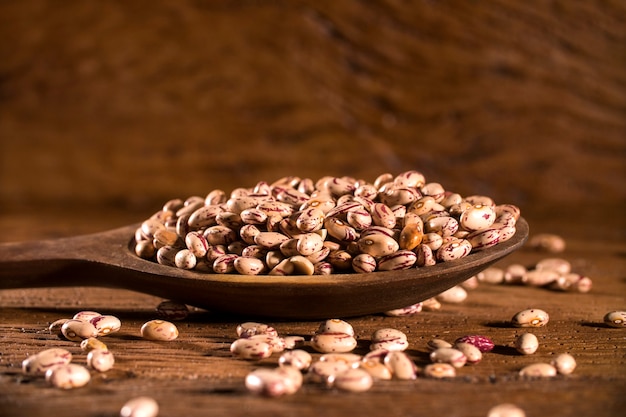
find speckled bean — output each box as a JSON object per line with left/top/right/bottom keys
{"left": 311, "top": 333, "right": 358, "bottom": 353}
{"left": 333, "top": 368, "right": 374, "bottom": 392}
{"left": 279, "top": 349, "right": 312, "bottom": 371}
{"left": 415, "top": 244, "right": 436, "bottom": 267}
{"left": 384, "top": 302, "right": 423, "bottom": 317}
{"left": 120, "top": 397, "right": 159, "bottom": 417}
{"left": 87, "top": 349, "right": 115, "bottom": 372}
{"left": 308, "top": 360, "right": 351, "bottom": 386}
{"left": 352, "top": 253, "right": 377, "bottom": 273}
{"left": 184, "top": 231, "right": 209, "bottom": 257}
{"left": 45, "top": 363, "right": 91, "bottom": 389}
{"left": 254, "top": 232, "right": 290, "bottom": 249}
{"left": 212, "top": 254, "right": 239, "bottom": 274}
{"left": 519, "top": 362, "right": 557, "bottom": 377}
{"left": 73, "top": 310, "right": 102, "bottom": 322}
{"left": 436, "top": 239, "right": 472, "bottom": 262}
{"left": 604, "top": 310, "right": 626, "bottom": 327}
{"left": 245, "top": 367, "right": 300, "bottom": 397}
{"left": 430, "top": 347, "right": 467, "bottom": 368}
{"left": 89, "top": 315, "right": 121, "bottom": 336}
{"left": 234, "top": 256, "right": 266, "bottom": 275}
{"left": 454, "top": 335, "right": 495, "bottom": 353}
{"left": 459, "top": 204, "right": 496, "bottom": 231}
{"left": 378, "top": 250, "right": 417, "bottom": 271}
{"left": 156, "top": 245, "right": 178, "bottom": 267}
{"left": 535, "top": 258, "right": 571, "bottom": 274}
{"left": 512, "top": 308, "right": 550, "bottom": 328}
{"left": 236, "top": 322, "right": 278, "bottom": 338}
{"left": 80, "top": 337, "right": 108, "bottom": 352}
{"left": 522, "top": 270, "right": 559, "bottom": 287}
{"left": 358, "top": 359, "right": 393, "bottom": 380}
{"left": 370, "top": 328, "right": 409, "bottom": 352}
{"left": 383, "top": 351, "right": 417, "bottom": 380}
{"left": 427, "top": 339, "right": 452, "bottom": 352}
{"left": 230, "top": 338, "right": 273, "bottom": 360}
{"left": 22, "top": 348, "right": 72, "bottom": 375}
{"left": 515, "top": 333, "right": 539, "bottom": 355}
{"left": 371, "top": 203, "right": 396, "bottom": 229}
{"left": 422, "top": 363, "right": 456, "bottom": 378}
{"left": 454, "top": 342, "right": 482, "bottom": 364}
{"left": 140, "top": 320, "right": 179, "bottom": 341}
{"left": 61, "top": 319, "right": 98, "bottom": 341}
{"left": 49, "top": 319, "right": 70, "bottom": 337}
{"left": 357, "top": 233, "right": 399, "bottom": 257}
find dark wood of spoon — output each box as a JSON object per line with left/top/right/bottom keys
{"left": 0, "top": 218, "right": 528, "bottom": 319}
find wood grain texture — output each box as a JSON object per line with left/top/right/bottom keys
{"left": 0, "top": 2, "right": 625, "bottom": 416}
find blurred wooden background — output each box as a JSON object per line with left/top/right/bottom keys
{"left": 1, "top": 0, "right": 624, "bottom": 241}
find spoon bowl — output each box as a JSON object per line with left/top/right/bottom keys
{"left": 0, "top": 218, "right": 528, "bottom": 319}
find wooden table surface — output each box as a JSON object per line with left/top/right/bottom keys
{"left": 1, "top": 1, "right": 625, "bottom": 416}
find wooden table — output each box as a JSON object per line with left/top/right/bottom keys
{"left": 1, "top": 1, "right": 625, "bottom": 416}
{"left": 1, "top": 212, "right": 624, "bottom": 417}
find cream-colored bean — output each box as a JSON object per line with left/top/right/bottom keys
{"left": 421, "top": 232, "right": 443, "bottom": 250}
{"left": 212, "top": 254, "right": 239, "bottom": 274}
{"left": 205, "top": 244, "right": 227, "bottom": 262}
{"left": 357, "top": 233, "right": 399, "bottom": 257}
{"left": 254, "top": 232, "right": 290, "bottom": 249}
{"left": 324, "top": 217, "right": 359, "bottom": 242}
{"left": 156, "top": 245, "right": 178, "bottom": 267}
{"left": 283, "top": 335, "right": 305, "bottom": 350}
{"left": 370, "top": 328, "right": 409, "bottom": 352}
{"left": 89, "top": 315, "right": 121, "bottom": 336}
{"left": 141, "top": 219, "right": 165, "bottom": 239}
{"left": 454, "top": 342, "right": 482, "bottom": 364}
{"left": 174, "top": 249, "right": 196, "bottom": 269}
{"left": 425, "top": 216, "right": 459, "bottom": 237}
{"left": 346, "top": 207, "right": 373, "bottom": 230}
{"left": 383, "top": 351, "right": 417, "bottom": 380}
{"left": 512, "top": 308, "right": 550, "bottom": 328}
{"left": 236, "top": 322, "right": 278, "bottom": 338}
{"left": 349, "top": 253, "right": 375, "bottom": 273}
{"left": 257, "top": 200, "right": 295, "bottom": 218}
{"left": 504, "top": 263, "right": 527, "bottom": 284}
{"left": 317, "top": 319, "right": 354, "bottom": 336}
{"left": 519, "top": 363, "right": 557, "bottom": 377}
{"left": 308, "top": 360, "right": 351, "bottom": 386}
{"left": 319, "top": 353, "right": 362, "bottom": 366}
{"left": 515, "top": 333, "right": 539, "bottom": 355}
{"left": 378, "top": 250, "right": 417, "bottom": 271}
{"left": 311, "top": 333, "right": 358, "bottom": 353}
{"left": 477, "top": 267, "right": 505, "bottom": 284}
{"left": 295, "top": 207, "right": 325, "bottom": 232}
{"left": 421, "top": 297, "right": 442, "bottom": 311}
{"left": 49, "top": 319, "right": 70, "bottom": 337}
{"left": 325, "top": 249, "right": 353, "bottom": 270}
{"left": 230, "top": 338, "right": 273, "bottom": 360}
{"left": 371, "top": 203, "right": 396, "bottom": 229}
{"left": 234, "top": 257, "right": 266, "bottom": 275}
{"left": 384, "top": 302, "right": 423, "bottom": 317}
{"left": 314, "top": 261, "right": 333, "bottom": 275}
{"left": 22, "top": 348, "right": 72, "bottom": 375}
{"left": 289, "top": 255, "right": 315, "bottom": 275}
{"left": 215, "top": 211, "right": 243, "bottom": 229}
{"left": 427, "top": 339, "right": 452, "bottom": 352}
{"left": 87, "top": 348, "right": 115, "bottom": 372}
{"left": 204, "top": 225, "right": 237, "bottom": 246}
{"left": 421, "top": 182, "right": 446, "bottom": 201}
{"left": 120, "top": 397, "right": 159, "bottom": 417}
{"left": 459, "top": 204, "right": 496, "bottom": 231}
{"left": 422, "top": 363, "right": 456, "bottom": 378}
{"left": 187, "top": 204, "right": 223, "bottom": 228}
{"left": 603, "top": 310, "right": 626, "bottom": 328}
{"left": 436, "top": 239, "right": 472, "bottom": 262}
{"left": 380, "top": 187, "right": 418, "bottom": 207}
{"left": 184, "top": 231, "right": 208, "bottom": 258}
{"left": 528, "top": 233, "right": 566, "bottom": 253}
{"left": 436, "top": 285, "right": 468, "bottom": 304}
{"left": 430, "top": 347, "right": 467, "bottom": 368}
{"left": 487, "top": 403, "right": 526, "bottom": 417}
{"left": 279, "top": 349, "right": 312, "bottom": 371}
{"left": 62, "top": 319, "right": 98, "bottom": 342}
{"left": 522, "top": 270, "right": 559, "bottom": 287}
{"left": 296, "top": 233, "right": 324, "bottom": 256}
{"left": 247, "top": 334, "right": 287, "bottom": 353}
{"left": 334, "top": 368, "right": 374, "bottom": 392}
{"left": 415, "top": 244, "right": 436, "bottom": 267}
{"left": 535, "top": 257, "right": 571, "bottom": 275}
{"left": 45, "top": 364, "right": 91, "bottom": 389}
{"left": 140, "top": 320, "right": 179, "bottom": 341}
{"left": 73, "top": 310, "right": 102, "bottom": 322}
{"left": 245, "top": 367, "right": 297, "bottom": 397}
{"left": 466, "top": 227, "right": 505, "bottom": 251}
{"left": 358, "top": 359, "right": 393, "bottom": 380}
{"left": 551, "top": 353, "right": 576, "bottom": 375}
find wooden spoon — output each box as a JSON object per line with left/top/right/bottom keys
{"left": 0, "top": 218, "right": 528, "bottom": 319}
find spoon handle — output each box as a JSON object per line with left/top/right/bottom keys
{"left": 0, "top": 225, "right": 137, "bottom": 290}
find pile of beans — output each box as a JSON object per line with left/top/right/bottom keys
{"left": 133, "top": 172, "right": 521, "bottom": 275}
{"left": 229, "top": 314, "right": 578, "bottom": 400}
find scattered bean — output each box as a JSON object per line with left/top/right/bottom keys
{"left": 511, "top": 308, "right": 550, "bottom": 328}
{"left": 454, "top": 335, "right": 495, "bottom": 353}
{"left": 514, "top": 333, "right": 539, "bottom": 355}
{"left": 230, "top": 338, "right": 273, "bottom": 360}
{"left": 528, "top": 233, "right": 566, "bottom": 253}
{"left": 487, "top": 403, "right": 526, "bottom": 417}
{"left": 90, "top": 315, "right": 122, "bottom": 336}
{"left": 430, "top": 347, "right": 467, "bottom": 368}
{"left": 311, "top": 332, "right": 358, "bottom": 353}
{"left": 22, "top": 348, "right": 72, "bottom": 375}
{"left": 333, "top": 368, "right": 374, "bottom": 392}
{"left": 140, "top": 320, "right": 179, "bottom": 341}
{"left": 120, "top": 397, "right": 159, "bottom": 417}
{"left": 87, "top": 349, "right": 115, "bottom": 372}
{"left": 73, "top": 310, "right": 102, "bottom": 322}
{"left": 518, "top": 362, "right": 557, "bottom": 377}
{"left": 370, "top": 328, "right": 409, "bottom": 352}
{"left": 279, "top": 349, "right": 312, "bottom": 371}
{"left": 80, "top": 337, "right": 108, "bottom": 352}
{"left": 384, "top": 351, "right": 417, "bottom": 380}
{"left": 436, "top": 285, "right": 468, "bottom": 304}
{"left": 454, "top": 342, "right": 482, "bottom": 364}
{"left": 603, "top": 310, "right": 626, "bottom": 328}
{"left": 427, "top": 339, "right": 452, "bottom": 352}
{"left": 45, "top": 363, "right": 91, "bottom": 389}
{"left": 61, "top": 319, "right": 99, "bottom": 341}
{"left": 156, "top": 300, "right": 189, "bottom": 321}
{"left": 422, "top": 363, "right": 456, "bottom": 378}
{"left": 551, "top": 353, "right": 576, "bottom": 375}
